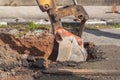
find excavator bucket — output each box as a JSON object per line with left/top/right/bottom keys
{"left": 57, "top": 36, "right": 87, "bottom": 62}
{"left": 57, "top": 37, "right": 73, "bottom": 61}
{"left": 69, "top": 37, "right": 87, "bottom": 62}
{"left": 55, "top": 27, "right": 87, "bottom": 62}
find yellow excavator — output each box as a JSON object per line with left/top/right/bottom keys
{"left": 36, "top": 0, "right": 89, "bottom": 62}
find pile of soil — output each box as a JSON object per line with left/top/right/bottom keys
{"left": 0, "top": 32, "right": 55, "bottom": 58}
{"left": 0, "top": 31, "right": 56, "bottom": 80}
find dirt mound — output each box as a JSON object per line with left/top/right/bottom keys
{"left": 0, "top": 32, "right": 56, "bottom": 80}
{"left": 0, "top": 33, "right": 56, "bottom": 60}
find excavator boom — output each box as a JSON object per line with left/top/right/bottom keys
{"left": 36, "top": 0, "right": 89, "bottom": 62}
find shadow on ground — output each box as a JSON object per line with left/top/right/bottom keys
{"left": 35, "top": 74, "right": 90, "bottom": 80}
{"left": 85, "top": 29, "right": 120, "bottom": 39}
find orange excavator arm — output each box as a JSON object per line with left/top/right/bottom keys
{"left": 36, "top": 0, "right": 89, "bottom": 62}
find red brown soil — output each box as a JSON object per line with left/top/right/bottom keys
{"left": 0, "top": 33, "right": 56, "bottom": 61}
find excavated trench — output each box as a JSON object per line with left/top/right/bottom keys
{"left": 0, "top": 29, "right": 105, "bottom": 80}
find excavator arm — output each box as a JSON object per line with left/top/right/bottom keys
{"left": 36, "top": 0, "right": 89, "bottom": 62}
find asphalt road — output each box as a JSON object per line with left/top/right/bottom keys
{"left": 0, "top": 6, "right": 120, "bottom": 20}
{"left": 83, "top": 28, "right": 120, "bottom": 46}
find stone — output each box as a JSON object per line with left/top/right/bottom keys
{"left": 0, "top": 72, "right": 8, "bottom": 79}
{"left": 22, "top": 59, "right": 29, "bottom": 67}
{"left": 31, "top": 59, "right": 45, "bottom": 69}
{"left": 11, "top": 69, "right": 16, "bottom": 75}
{"left": 27, "top": 55, "right": 35, "bottom": 62}
{"left": 21, "top": 54, "right": 29, "bottom": 60}
{"left": 33, "top": 71, "right": 43, "bottom": 79}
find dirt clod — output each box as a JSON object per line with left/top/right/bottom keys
{"left": 22, "top": 59, "right": 29, "bottom": 67}
{"left": 84, "top": 42, "right": 105, "bottom": 61}
{"left": 31, "top": 58, "right": 45, "bottom": 69}
{"left": 33, "top": 71, "right": 43, "bottom": 79}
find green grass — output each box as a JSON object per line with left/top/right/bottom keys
{"left": 28, "top": 22, "right": 39, "bottom": 31}
{"left": 114, "top": 23, "right": 120, "bottom": 28}
{"left": 62, "top": 23, "right": 112, "bottom": 30}
{"left": 0, "top": 23, "right": 51, "bottom": 32}
{"left": 63, "top": 22, "right": 120, "bottom": 30}
{"left": 28, "top": 22, "right": 51, "bottom": 31}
